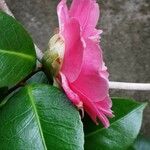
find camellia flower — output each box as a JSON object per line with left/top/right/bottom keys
{"left": 43, "top": 0, "right": 113, "bottom": 128}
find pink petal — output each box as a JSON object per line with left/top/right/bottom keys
{"left": 58, "top": 72, "right": 81, "bottom": 106}
{"left": 71, "top": 39, "right": 109, "bottom": 102}
{"left": 69, "top": 84, "right": 112, "bottom": 128}
{"left": 57, "top": 0, "right": 69, "bottom": 33}
{"left": 100, "top": 62, "right": 109, "bottom": 81}
{"left": 61, "top": 18, "right": 84, "bottom": 82}
{"left": 95, "top": 96, "right": 113, "bottom": 117}
{"left": 56, "top": 0, "right": 113, "bottom": 128}
{"left": 69, "top": 0, "right": 100, "bottom": 38}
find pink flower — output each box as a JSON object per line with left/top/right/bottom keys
{"left": 51, "top": 0, "right": 113, "bottom": 128}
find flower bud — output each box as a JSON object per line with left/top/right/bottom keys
{"left": 42, "top": 34, "right": 65, "bottom": 78}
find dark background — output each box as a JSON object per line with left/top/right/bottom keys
{"left": 5, "top": 0, "right": 150, "bottom": 136}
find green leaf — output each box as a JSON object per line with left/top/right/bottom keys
{"left": 129, "top": 135, "right": 150, "bottom": 150}
{"left": 0, "top": 11, "right": 36, "bottom": 88}
{"left": 0, "top": 88, "right": 19, "bottom": 108}
{"left": 27, "top": 71, "right": 49, "bottom": 84}
{"left": 84, "top": 98, "right": 147, "bottom": 150}
{"left": 0, "top": 71, "right": 48, "bottom": 107}
{"left": 0, "top": 87, "right": 8, "bottom": 99}
{"left": 0, "top": 84, "right": 84, "bottom": 150}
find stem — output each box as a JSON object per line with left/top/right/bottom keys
{"left": 1, "top": 0, "right": 150, "bottom": 91}
{"left": 109, "top": 81, "right": 150, "bottom": 91}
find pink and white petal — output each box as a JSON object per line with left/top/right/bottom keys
{"left": 58, "top": 72, "right": 82, "bottom": 106}
{"left": 57, "top": 0, "right": 69, "bottom": 33}
{"left": 61, "top": 18, "right": 84, "bottom": 82}
{"left": 69, "top": 0, "right": 100, "bottom": 37}
{"left": 72, "top": 39, "right": 109, "bottom": 102}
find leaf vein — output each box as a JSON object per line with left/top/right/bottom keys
{"left": 0, "top": 49, "right": 35, "bottom": 61}
{"left": 27, "top": 86, "right": 47, "bottom": 150}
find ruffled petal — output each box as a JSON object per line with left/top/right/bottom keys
{"left": 95, "top": 96, "right": 113, "bottom": 117}
{"left": 56, "top": 0, "right": 113, "bottom": 128}
{"left": 69, "top": 0, "right": 100, "bottom": 38}
{"left": 61, "top": 18, "right": 84, "bottom": 82}
{"left": 72, "top": 39, "right": 109, "bottom": 102}
{"left": 69, "top": 84, "right": 112, "bottom": 128}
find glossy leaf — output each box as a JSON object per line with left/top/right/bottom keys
{"left": 0, "top": 88, "right": 19, "bottom": 108}
{"left": 27, "top": 71, "right": 49, "bottom": 84}
{"left": 0, "top": 86, "right": 8, "bottom": 99}
{"left": 129, "top": 135, "right": 150, "bottom": 150}
{"left": 0, "top": 84, "right": 84, "bottom": 150}
{"left": 0, "top": 71, "right": 48, "bottom": 107}
{"left": 0, "top": 11, "right": 36, "bottom": 88}
{"left": 84, "top": 98, "right": 146, "bottom": 150}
